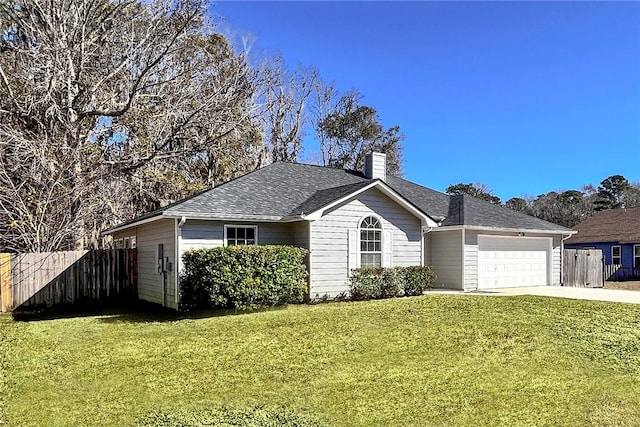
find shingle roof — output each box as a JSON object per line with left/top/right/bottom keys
{"left": 292, "top": 181, "right": 374, "bottom": 215}
{"left": 445, "top": 194, "right": 572, "bottom": 231}
{"left": 107, "top": 161, "right": 572, "bottom": 233}
{"left": 164, "top": 162, "right": 368, "bottom": 218}
{"left": 565, "top": 207, "right": 640, "bottom": 244}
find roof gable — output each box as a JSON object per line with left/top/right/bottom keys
{"left": 301, "top": 180, "right": 438, "bottom": 227}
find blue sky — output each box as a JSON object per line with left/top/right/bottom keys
{"left": 212, "top": 1, "right": 640, "bottom": 202}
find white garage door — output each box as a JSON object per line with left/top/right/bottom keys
{"left": 477, "top": 235, "right": 551, "bottom": 289}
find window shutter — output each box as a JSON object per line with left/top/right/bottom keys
{"left": 382, "top": 230, "right": 392, "bottom": 267}
{"left": 348, "top": 228, "right": 359, "bottom": 272}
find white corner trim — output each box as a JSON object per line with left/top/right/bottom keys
{"left": 461, "top": 228, "right": 466, "bottom": 291}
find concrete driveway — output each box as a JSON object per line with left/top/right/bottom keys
{"left": 482, "top": 286, "right": 640, "bottom": 304}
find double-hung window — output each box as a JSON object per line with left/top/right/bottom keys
{"left": 225, "top": 225, "right": 257, "bottom": 246}
{"left": 360, "top": 216, "right": 382, "bottom": 268}
{"left": 611, "top": 245, "right": 621, "bottom": 265}
{"left": 634, "top": 245, "right": 640, "bottom": 269}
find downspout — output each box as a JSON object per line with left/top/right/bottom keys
{"left": 421, "top": 225, "right": 434, "bottom": 267}
{"left": 175, "top": 216, "right": 187, "bottom": 306}
{"left": 307, "top": 219, "right": 313, "bottom": 300}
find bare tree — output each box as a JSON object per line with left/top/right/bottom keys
{"left": 623, "top": 182, "right": 640, "bottom": 208}
{"left": 257, "top": 56, "right": 318, "bottom": 163}
{"left": 0, "top": 0, "right": 263, "bottom": 252}
{"left": 309, "top": 79, "right": 340, "bottom": 167}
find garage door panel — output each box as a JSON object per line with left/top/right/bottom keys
{"left": 480, "top": 236, "right": 549, "bottom": 252}
{"left": 477, "top": 236, "right": 550, "bottom": 289}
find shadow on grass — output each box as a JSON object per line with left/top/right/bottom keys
{"left": 11, "top": 299, "right": 291, "bottom": 323}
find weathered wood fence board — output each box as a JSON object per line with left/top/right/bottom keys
{"left": 604, "top": 264, "right": 640, "bottom": 281}
{"left": 563, "top": 249, "right": 604, "bottom": 288}
{"left": 0, "top": 253, "right": 11, "bottom": 312}
{"left": 0, "top": 249, "right": 137, "bottom": 312}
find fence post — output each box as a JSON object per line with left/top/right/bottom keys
{"left": 1, "top": 253, "right": 12, "bottom": 312}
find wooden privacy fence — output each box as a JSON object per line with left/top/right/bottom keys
{"left": 563, "top": 249, "right": 604, "bottom": 288}
{"left": 604, "top": 264, "right": 640, "bottom": 281}
{"left": 0, "top": 249, "right": 137, "bottom": 312}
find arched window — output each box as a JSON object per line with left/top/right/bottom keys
{"left": 360, "top": 216, "right": 382, "bottom": 268}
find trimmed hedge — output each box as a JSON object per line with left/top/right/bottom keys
{"left": 350, "top": 266, "right": 436, "bottom": 301}
{"left": 180, "top": 245, "right": 308, "bottom": 311}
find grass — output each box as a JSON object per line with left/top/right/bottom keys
{"left": 1, "top": 295, "right": 640, "bottom": 426}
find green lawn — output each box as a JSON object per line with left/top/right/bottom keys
{"left": 1, "top": 295, "right": 640, "bottom": 426}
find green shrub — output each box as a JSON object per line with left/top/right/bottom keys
{"left": 349, "top": 266, "right": 436, "bottom": 301}
{"left": 401, "top": 265, "right": 438, "bottom": 296}
{"left": 138, "top": 405, "right": 324, "bottom": 427}
{"left": 380, "top": 268, "right": 403, "bottom": 299}
{"left": 180, "top": 245, "right": 308, "bottom": 311}
{"left": 349, "top": 267, "right": 384, "bottom": 300}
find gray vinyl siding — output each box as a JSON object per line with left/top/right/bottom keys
{"left": 180, "top": 220, "right": 224, "bottom": 256}
{"left": 260, "top": 223, "right": 296, "bottom": 246}
{"left": 430, "top": 230, "right": 463, "bottom": 289}
{"left": 552, "top": 235, "right": 561, "bottom": 285}
{"left": 179, "top": 220, "right": 298, "bottom": 262}
{"left": 423, "top": 232, "right": 432, "bottom": 266}
{"left": 310, "top": 187, "right": 422, "bottom": 298}
{"left": 365, "top": 153, "right": 386, "bottom": 180}
{"left": 116, "top": 219, "right": 177, "bottom": 308}
{"left": 463, "top": 231, "right": 478, "bottom": 291}
{"left": 291, "top": 221, "right": 309, "bottom": 249}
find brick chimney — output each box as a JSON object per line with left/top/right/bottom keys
{"left": 364, "top": 152, "right": 386, "bottom": 181}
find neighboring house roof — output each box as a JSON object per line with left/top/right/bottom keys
{"left": 564, "top": 207, "right": 640, "bottom": 244}
{"left": 106, "top": 161, "right": 572, "bottom": 234}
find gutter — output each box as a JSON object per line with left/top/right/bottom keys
{"left": 430, "top": 224, "right": 577, "bottom": 235}
{"left": 105, "top": 212, "right": 306, "bottom": 235}
{"left": 562, "top": 232, "right": 575, "bottom": 242}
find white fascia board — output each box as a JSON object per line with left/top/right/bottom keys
{"left": 303, "top": 180, "right": 438, "bottom": 227}
{"left": 103, "top": 214, "right": 167, "bottom": 235}
{"left": 170, "top": 212, "right": 297, "bottom": 222}
{"left": 431, "top": 225, "right": 577, "bottom": 235}
{"left": 105, "top": 212, "right": 306, "bottom": 235}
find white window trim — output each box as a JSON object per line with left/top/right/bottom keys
{"left": 359, "top": 215, "right": 383, "bottom": 268}
{"left": 634, "top": 244, "right": 640, "bottom": 269}
{"left": 223, "top": 225, "right": 258, "bottom": 247}
{"left": 611, "top": 245, "right": 621, "bottom": 265}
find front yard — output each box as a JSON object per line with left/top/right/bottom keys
{"left": 1, "top": 295, "right": 639, "bottom": 426}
